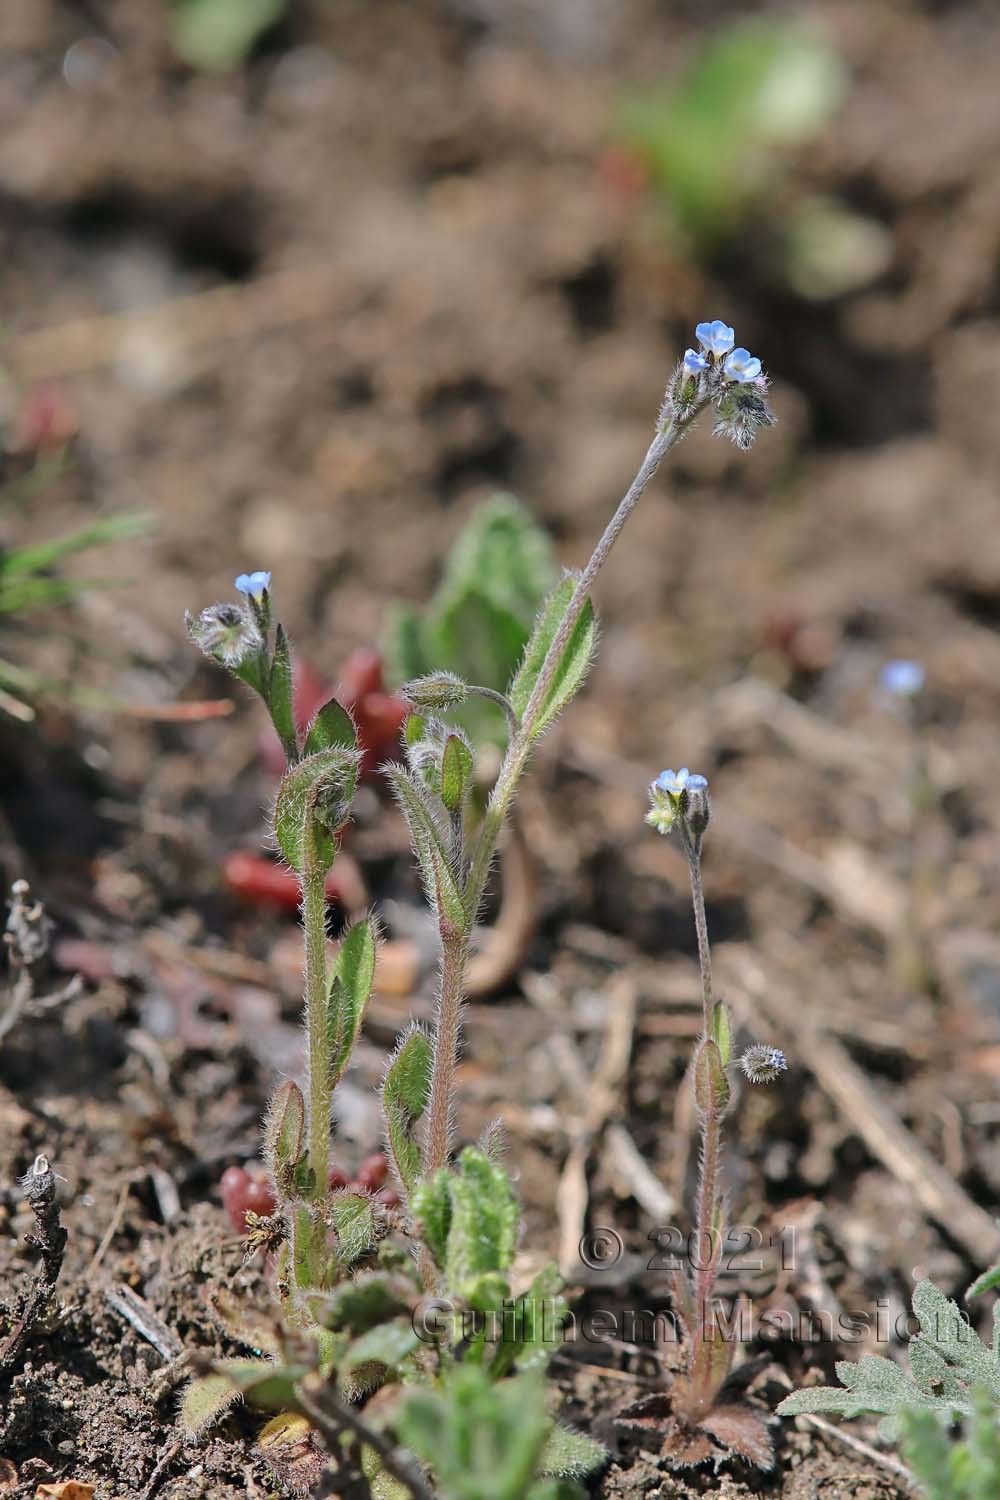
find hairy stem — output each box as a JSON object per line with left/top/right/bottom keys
{"left": 684, "top": 838, "right": 713, "bottom": 1031}
{"left": 423, "top": 410, "right": 696, "bottom": 1176}
{"left": 302, "top": 860, "right": 330, "bottom": 1199}
{"left": 424, "top": 935, "right": 468, "bottom": 1174}
{"left": 685, "top": 839, "right": 724, "bottom": 1349}
{"left": 693, "top": 1101, "right": 722, "bottom": 1340}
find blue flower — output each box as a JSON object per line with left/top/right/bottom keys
{"left": 683, "top": 348, "right": 709, "bottom": 374}
{"left": 695, "top": 320, "right": 735, "bottom": 357}
{"left": 654, "top": 767, "right": 708, "bottom": 796}
{"left": 880, "top": 659, "right": 925, "bottom": 697}
{"left": 723, "top": 348, "right": 763, "bottom": 383}
{"left": 235, "top": 570, "right": 272, "bottom": 600}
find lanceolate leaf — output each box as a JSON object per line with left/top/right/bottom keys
{"left": 440, "top": 733, "right": 474, "bottom": 813}
{"left": 382, "top": 1025, "right": 432, "bottom": 1196}
{"left": 180, "top": 1371, "right": 243, "bottom": 1434}
{"left": 342, "top": 1321, "right": 421, "bottom": 1372}
{"left": 508, "top": 572, "right": 597, "bottom": 739}
{"left": 539, "top": 1423, "right": 607, "bottom": 1479}
{"left": 304, "top": 696, "right": 357, "bottom": 757}
{"left": 444, "top": 1146, "right": 519, "bottom": 1295}
{"left": 274, "top": 747, "right": 361, "bottom": 873}
{"left": 263, "top": 1080, "right": 305, "bottom": 1183}
{"left": 694, "top": 1038, "right": 730, "bottom": 1114}
{"left": 384, "top": 765, "right": 467, "bottom": 938}
{"left": 269, "top": 624, "right": 297, "bottom": 760}
{"left": 326, "top": 918, "right": 378, "bottom": 1090}
{"left": 326, "top": 1191, "right": 376, "bottom": 1266}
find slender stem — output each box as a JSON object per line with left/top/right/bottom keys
{"left": 467, "top": 684, "right": 519, "bottom": 739}
{"left": 684, "top": 838, "right": 723, "bottom": 1352}
{"left": 693, "top": 1101, "right": 722, "bottom": 1339}
{"left": 302, "top": 860, "right": 330, "bottom": 1198}
{"left": 423, "top": 408, "right": 698, "bottom": 1177}
{"left": 424, "top": 935, "right": 467, "bottom": 1174}
{"left": 684, "top": 837, "right": 713, "bottom": 1032}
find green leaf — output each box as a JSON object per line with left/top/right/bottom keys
{"left": 693, "top": 1038, "right": 730, "bottom": 1113}
{"left": 491, "top": 1262, "right": 567, "bottom": 1377}
{"left": 214, "top": 1358, "right": 308, "bottom": 1412}
{"left": 410, "top": 1168, "right": 453, "bottom": 1272}
{"left": 326, "top": 918, "right": 378, "bottom": 1089}
{"left": 300, "top": 1272, "right": 414, "bottom": 1335}
{"left": 539, "top": 1424, "right": 607, "bottom": 1480}
{"left": 382, "top": 1025, "right": 432, "bottom": 1196}
{"left": 508, "top": 573, "right": 597, "bottom": 739}
{"left": 274, "top": 747, "right": 361, "bottom": 873}
{"left": 383, "top": 495, "right": 555, "bottom": 749}
{"left": 710, "top": 1002, "right": 732, "bottom": 1068}
{"left": 444, "top": 1147, "right": 519, "bottom": 1296}
{"left": 342, "top": 1321, "right": 421, "bottom": 1372}
{"left": 327, "top": 1192, "right": 377, "bottom": 1266}
{"left": 2, "top": 512, "right": 151, "bottom": 578}
{"left": 968, "top": 1261, "right": 1000, "bottom": 1301}
{"left": 172, "top": 0, "right": 286, "bottom": 72}
{"left": 384, "top": 765, "right": 468, "bottom": 938}
{"left": 395, "top": 1365, "right": 552, "bottom": 1500}
{"left": 440, "top": 733, "right": 474, "bottom": 814}
{"left": 179, "top": 1371, "right": 243, "bottom": 1434}
{"left": 304, "top": 696, "right": 357, "bottom": 757}
{"left": 263, "top": 1079, "right": 305, "bottom": 1186}
{"left": 268, "top": 624, "right": 297, "bottom": 760}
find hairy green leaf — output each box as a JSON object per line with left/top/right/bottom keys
{"left": 508, "top": 573, "right": 597, "bottom": 740}
{"left": 382, "top": 1026, "right": 432, "bottom": 1196}
{"left": 539, "top": 1424, "right": 607, "bottom": 1480}
{"left": 274, "top": 747, "right": 361, "bottom": 873}
{"left": 327, "top": 1192, "right": 376, "bottom": 1266}
{"left": 268, "top": 624, "right": 296, "bottom": 760}
{"left": 384, "top": 765, "right": 467, "bottom": 938}
{"left": 304, "top": 696, "right": 357, "bottom": 757}
{"left": 327, "top": 918, "right": 378, "bottom": 1089}
{"left": 263, "top": 1079, "right": 305, "bottom": 1187}
{"left": 440, "top": 733, "right": 474, "bottom": 814}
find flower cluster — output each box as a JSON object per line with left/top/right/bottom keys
{"left": 664, "top": 318, "right": 774, "bottom": 449}
{"left": 187, "top": 570, "right": 272, "bottom": 671}
{"left": 646, "top": 767, "right": 710, "bottom": 838}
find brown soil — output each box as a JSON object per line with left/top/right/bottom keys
{"left": 2, "top": 1, "right": 1000, "bottom": 1496}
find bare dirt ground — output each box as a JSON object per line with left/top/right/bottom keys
{"left": 2, "top": 1, "right": 1000, "bottom": 1495}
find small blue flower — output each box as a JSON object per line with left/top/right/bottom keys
{"left": 235, "top": 570, "right": 272, "bottom": 600}
{"left": 683, "top": 348, "right": 709, "bottom": 374}
{"left": 695, "top": 320, "right": 735, "bottom": 357}
{"left": 654, "top": 768, "right": 708, "bottom": 796}
{"left": 880, "top": 659, "right": 924, "bottom": 697}
{"left": 723, "top": 348, "right": 763, "bottom": 384}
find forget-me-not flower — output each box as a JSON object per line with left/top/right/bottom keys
{"left": 235, "top": 570, "right": 272, "bottom": 600}
{"left": 654, "top": 768, "right": 708, "bottom": 796}
{"left": 695, "top": 320, "right": 735, "bottom": 357}
{"left": 723, "top": 348, "right": 763, "bottom": 384}
{"left": 739, "top": 1044, "right": 788, "bottom": 1084}
{"left": 880, "top": 659, "right": 925, "bottom": 698}
{"left": 683, "top": 348, "right": 709, "bottom": 374}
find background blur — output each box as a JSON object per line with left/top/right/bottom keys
{"left": 4, "top": 0, "right": 998, "bottom": 737}
{"left": 2, "top": 9, "right": 1000, "bottom": 1492}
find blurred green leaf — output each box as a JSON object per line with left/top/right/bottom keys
{"left": 172, "top": 0, "right": 286, "bottom": 72}
{"left": 619, "top": 18, "right": 847, "bottom": 245}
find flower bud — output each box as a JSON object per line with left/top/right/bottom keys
{"left": 401, "top": 672, "right": 468, "bottom": 713}
{"left": 186, "top": 602, "right": 262, "bottom": 669}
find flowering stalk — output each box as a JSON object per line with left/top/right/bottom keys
{"left": 422, "top": 319, "right": 775, "bottom": 1177}
{"left": 646, "top": 767, "right": 786, "bottom": 1415}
